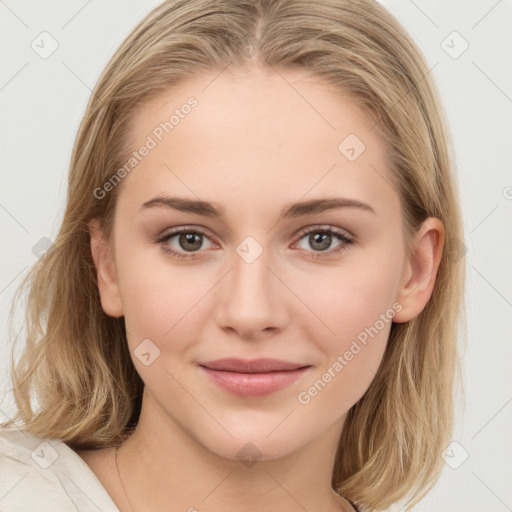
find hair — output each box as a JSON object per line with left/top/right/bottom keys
{"left": 2, "top": 0, "right": 466, "bottom": 509}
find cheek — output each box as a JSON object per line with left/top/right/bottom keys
{"left": 298, "top": 249, "right": 402, "bottom": 339}
{"left": 116, "top": 247, "right": 217, "bottom": 359}
{"left": 293, "top": 251, "right": 401, "bottom": 401}
{"left": 115, "top": 248, "right": 176, "bottom": 336}
{"left": 295, "top": 285, "right": 393, "bottom": 415}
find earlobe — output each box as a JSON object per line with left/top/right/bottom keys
{"left": 88, "top": 218, "right": 124, "bottom": 318}
{"left": 393, "top": 218, "right": 445, "bottom": 323}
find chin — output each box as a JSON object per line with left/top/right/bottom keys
{"left": 198, "top": 427, "right": 307, "bottom": 464}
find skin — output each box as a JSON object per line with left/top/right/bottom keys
{"left": 79, "top": 66, "right": 444, "bottom": 512}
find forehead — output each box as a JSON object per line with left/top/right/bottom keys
{"left": 117, "top": 67, "right": 399, "bottom": 219}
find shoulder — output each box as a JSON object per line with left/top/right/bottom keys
{"left": 0, "top": 426, "right": 119, "bottom": 511}
{"left": 0, "top": 426, "right": 55, "bottom": 477}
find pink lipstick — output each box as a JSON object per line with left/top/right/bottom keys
{"left": 198, "top": 358, "right": 312, "bottom": 397}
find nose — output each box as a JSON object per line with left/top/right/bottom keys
{"left": 214, "top": 248, "right": 290, "bottom": 339}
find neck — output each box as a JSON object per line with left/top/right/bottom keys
{"left": 114, "top": 390, "right": 350, "bottom": 512}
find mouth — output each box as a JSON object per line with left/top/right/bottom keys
{"left": 197, "top": 358, "right": 312, "bottom": 397}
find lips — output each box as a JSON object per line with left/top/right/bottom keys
{"left": 198, "top": 358, "right": 312, "bottom": 397}
{"left": 198, "top": 358, "right": 308, "bottom": 373}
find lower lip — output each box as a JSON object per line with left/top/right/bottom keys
{"left": 199, "top": 366, "right": 311, "bottom": 397}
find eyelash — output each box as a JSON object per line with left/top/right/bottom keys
{"left": 155, "top": 225, "right": 354, "bottom": 260}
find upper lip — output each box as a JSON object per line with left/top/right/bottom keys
{"left": 198, "top": 358, "right": 310, "bottom": 373}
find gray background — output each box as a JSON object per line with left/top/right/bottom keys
{"left": 1, "top": 1, "right": 511, "bottom": 510}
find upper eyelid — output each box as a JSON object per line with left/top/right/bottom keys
{"left": 294, "top": 224, "right": 354, "bottom": 240}
{"left": 159, "top": 225, "right": 217, "bottom": 243}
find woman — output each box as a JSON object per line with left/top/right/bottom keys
{"left": 0, "top": 0, "right": 465, "bottom": 510}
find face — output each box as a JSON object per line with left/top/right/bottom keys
{"left": 94, "top": 67, "right": 411, "bottom": 461}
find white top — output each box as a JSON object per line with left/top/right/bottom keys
{"left": 0, "top": 427, "right": 119, "bottom": 511}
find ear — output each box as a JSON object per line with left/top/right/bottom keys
{"left": 393, "top": 217, "right": 445, "bottom": 323}
{"left": 88, "top": 218, "right": 124, "bottom": 318}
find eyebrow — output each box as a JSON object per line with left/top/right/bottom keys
{"left": 139, "top": 195, "right": 376, "bottom": 220}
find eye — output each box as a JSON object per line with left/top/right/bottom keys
{"left": 156, "top": 227, "right": 216, "bottom": 259}
{"left": 155, "top": 224, "right": 354, "bottom": 260}
{"left": 292, "top": 225, "right": 354, "bottom": 258}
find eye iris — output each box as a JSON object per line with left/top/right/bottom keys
{"left": 310, "top": 232, "right": 331, "bottom": 251}
{"left": 179, "top": 232, "right": 202, "bottom": 251}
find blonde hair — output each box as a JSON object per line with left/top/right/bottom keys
{"left": 2, "top": 0, "right": 466, "bottom": 509}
